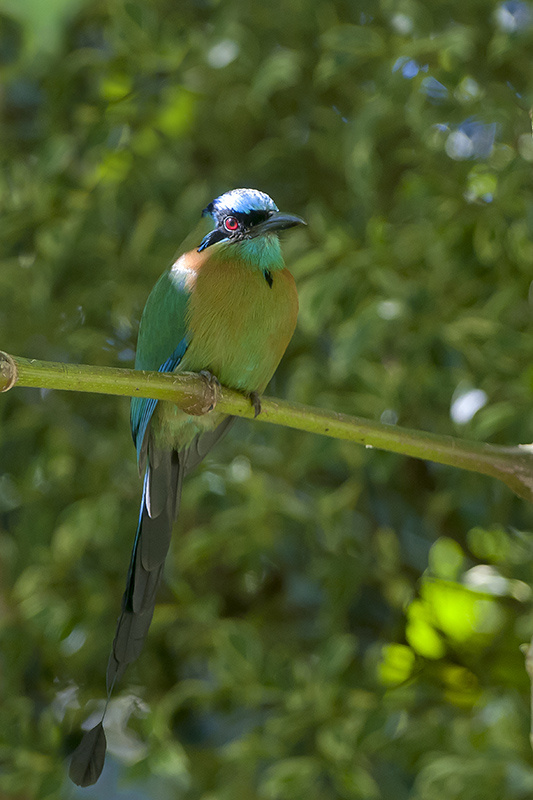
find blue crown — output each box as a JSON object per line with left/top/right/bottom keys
{"left": 203, "top": 188, "right": 278, "bottom": 220}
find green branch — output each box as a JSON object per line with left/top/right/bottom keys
{"left": 2, "top": 351, "right": 533, "bottom": 502}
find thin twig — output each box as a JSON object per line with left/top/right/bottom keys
{"left": 2, "top": 351, "right": 533, "bottom": 502}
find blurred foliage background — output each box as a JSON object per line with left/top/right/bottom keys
{"left": 1, "top": 0, "right": 533, "bottom": 797}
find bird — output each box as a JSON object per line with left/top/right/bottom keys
{"left": 69, "top": 188, "right": 305, "bottom": 786}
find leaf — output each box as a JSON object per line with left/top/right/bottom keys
{"left": 68, "top": 722, "right": 107, "bottom": 787}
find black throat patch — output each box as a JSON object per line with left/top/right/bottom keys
{"left": 264, "top": 270, "right": 273, "bottom": 288}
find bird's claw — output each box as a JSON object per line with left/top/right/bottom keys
{"left": 179, "top": 370, "right": 220, "bottom": 415}
{"left": 249, "top": 391, "right": 262, "bottom": 418}
{"left": 199, "top": 370, "right": 221, "bottom": 390}
{"left": 199, "top": 370, "right": 221, "bottom": 413}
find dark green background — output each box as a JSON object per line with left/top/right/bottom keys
{"left": 1, "top": 0, "right": 533, "bottom": 797}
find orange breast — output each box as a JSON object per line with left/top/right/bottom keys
{"left": 181, "top": 254, "right": 298, "bottom": 393}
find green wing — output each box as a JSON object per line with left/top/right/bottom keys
{"left": 130, "top": 216, "right": 213, "bottom": 457}
{"left": 130, "top": 269, "right": 190, "bottom": 460}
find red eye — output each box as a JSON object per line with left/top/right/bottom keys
{"left": 223, "top": 216, "right": 239, "bottom": 232}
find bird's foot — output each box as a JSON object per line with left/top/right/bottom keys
{"left": 248, "top": 391, "right": 262, "bottom": 418}
{"left": 179, "top": 370, "right": 220, "bottom": 415}
{"left": 199, "top": 370, "right": 221, "bottom": 413}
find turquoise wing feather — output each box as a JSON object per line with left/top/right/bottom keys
{"left": 130, "top": 269, "right": 191, "bottom": 464}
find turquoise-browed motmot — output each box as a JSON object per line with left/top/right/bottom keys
{"left": 70, "top": 188, "right": 305, "bottom": 785}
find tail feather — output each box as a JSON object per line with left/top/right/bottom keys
{"left": 131, "top": 556, "right": 163, "bottom": 614}
{"left": 72, "top": 417, "right": 237, "bottom": 787}
{"left": 142, "top": 454, "right": 182, "bottom": 570}
{"left": 105, "top": 419, "right": 235, "bottom": 693}
{"left": 183, "top": 416, "right": 236, "bottom": 475}
{"left": 106, "top": 449, "right": 183, "bottom": 693}
{"left": 107, "top": 602, "right": 157, "bottom": 687}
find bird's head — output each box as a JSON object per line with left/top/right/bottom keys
{"left": 197, "top": 188, "right": 305, "bottom": 254}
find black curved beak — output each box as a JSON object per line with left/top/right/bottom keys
{"left": 250, "top": 211, "right": 307, "bottom": 237}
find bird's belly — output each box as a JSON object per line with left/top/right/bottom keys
{"left": 183, "top": 262, "right": 298, "bottom": 393}
{"left": 153, "top": 402, "right": 225, "bottom": 450}
{"left": 153, "top": 262, "right": 297, "bottom": 451}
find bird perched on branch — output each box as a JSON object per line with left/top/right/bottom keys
{"left": 70, "top": 188, "right": 305, "bottom": 786}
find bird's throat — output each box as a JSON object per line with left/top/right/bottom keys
{"left": 222, "top": 234, "right": 285, "bottom": 272}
